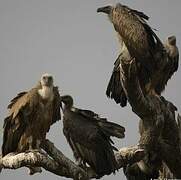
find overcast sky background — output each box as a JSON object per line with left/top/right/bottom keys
{"left": 0, "top": 0, "right": 181, "bottom": 179}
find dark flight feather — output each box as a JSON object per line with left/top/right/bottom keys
{"left": 75, "top": 108, "right": 125, "bottom": 138}
{"left": 106, "top": 54, "right": 127, "bottom": 107}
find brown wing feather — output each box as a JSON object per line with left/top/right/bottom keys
{"left": 111, "top": 4, "right": 164, "bottom": 80}
{"left": 7, "top": 92, "right": 27, "bottom": 109}
{"left": 113, "top": 3, "right": 163, "bottom": 57}
{"left": 106, "top": 54, "right": 127, "bottom": 107}
{"left": 2, "top": 114, "right": 26, "bottom": 156}
{"left": 127, "top": 6, "right": 149, "bottom": 20}
{"left": 75, "top": 108, "right": 125, "bottom": 138}
{"left": 98, "top": 3, "right": 165, "bottom": 96}
{"left": 2, "top": 85, "right": 40, "bottom": 156}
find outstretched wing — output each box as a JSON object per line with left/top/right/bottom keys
{"left": 106, "top": 54, "right": 127, "bottom": 107}
{"left": 73, "top": 108, "right": 125, "bottom": 139}
{"left": 2, "top": 86, "right": 40, "bottom": 156}
{"left": 75, "top": 108, "right": 125, "bottom": 138}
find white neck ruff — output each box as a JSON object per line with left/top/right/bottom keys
{"left": 38, "top": 86, "right": 54, "bottom": 101}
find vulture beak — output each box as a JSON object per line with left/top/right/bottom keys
{"left": 97, "top": 6, "right": 112, "bottom": 14}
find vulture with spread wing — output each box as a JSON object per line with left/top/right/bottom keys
{"left": 2, "top": 73, "right": 61, "bottom": 157}
{"left": 97, "top": 4, "right": 179, "bottom": 106}
{"left": 61, "top": 95, "right": 125, "bottom": 178}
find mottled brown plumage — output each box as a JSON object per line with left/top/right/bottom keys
{"left": 98, "top": 4, "right": 178, "bottom": 106}
{"left": 2, "top": 74, "right": 61, "bottom": 157}
{"left": 61, "top": 95, "right": 125, "bottom": 178}
{"left": 97, "top": 3, "right": 164, "bottom": 72}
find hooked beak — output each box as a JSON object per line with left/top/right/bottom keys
{"left": 97, "top": 6, "right": 112, "bottom": 14}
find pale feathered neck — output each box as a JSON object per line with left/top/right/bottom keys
{"left": 38, "top": 85, "right": 54, "bottom": 101}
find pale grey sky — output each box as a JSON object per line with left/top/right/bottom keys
{"left": 0, "top": 0, "right": 181, "bottom": 179}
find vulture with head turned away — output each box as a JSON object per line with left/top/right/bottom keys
{"left": 97, "top": 3, "right": 179, "bottom": 106}
{"left": 155, "top": 35, "right": 179, "bottom": 94}
{"left": 2, "top": 73, "right": 61, "bottom": 157}
{"left": 61, "top": 95, "right": 125, "bottom": 178}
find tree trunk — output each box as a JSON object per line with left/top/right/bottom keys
{"left": 120, "top": 58, "right": 181, "bottom": 179}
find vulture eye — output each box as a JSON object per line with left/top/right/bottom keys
{"left": 43, "top": 76, "right": 46, "bottom": 80}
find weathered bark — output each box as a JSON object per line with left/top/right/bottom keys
{"left": 0, "top": 151, "right": 71, "bottom": 177}
{"left": 42, "top": 139, "right": 89, "bottom": 179}
{"left": 0, "top": 139, "right": 144, "bottom": 179}
{"left": 120, "top": 58, "right": 181, "bottom": 179}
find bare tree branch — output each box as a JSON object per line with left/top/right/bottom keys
{"left": 42, "top": 139, "right": 89, "bottom": 180}
{"left": 0, "top": 151, "right": 72, "bottom": 178}
{"left": 0, "top": 139, "right": 144, "bottom": 179}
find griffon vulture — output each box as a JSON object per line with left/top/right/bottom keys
{"left": 97, "top": 3, "right": 172, "bottom": 106}
{"left": 61, "top": 95, "right": 125, "bottom": 178}
{"left": 2, "top": 73, "right": 61, "bottom": 157}
{"left": 155, "top": 35, "right": 179, "bottom": 94}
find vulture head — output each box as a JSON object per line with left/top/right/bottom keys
{"left": 40, "top": 73, "right": 54, "bottom": 87}
{"left": 60, "top": 95, "right": 74, "bottom": 109}
{"left": 97, "top": 5, "right": 112, "bottom": 15}
{"left": 168, "top": 36, "right": 176, "bottom": 46}
{"left": 97, "top": 3, "right": 149, "bottom": 25}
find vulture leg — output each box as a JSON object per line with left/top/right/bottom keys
{"left": 26, "top": 137, "right": 42, "bottom": 175}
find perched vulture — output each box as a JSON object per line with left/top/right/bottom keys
{"left": 155, "top": 36, "right": 179, "bottom": 94}
{"left": 97, "top": 3, "right": 170, "bottom": 106}
{"left": 61, "top": 95, "right": 125, "bottom": 178}
{"left": 2, "top": 73, "right": 61, "bottom": 157}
